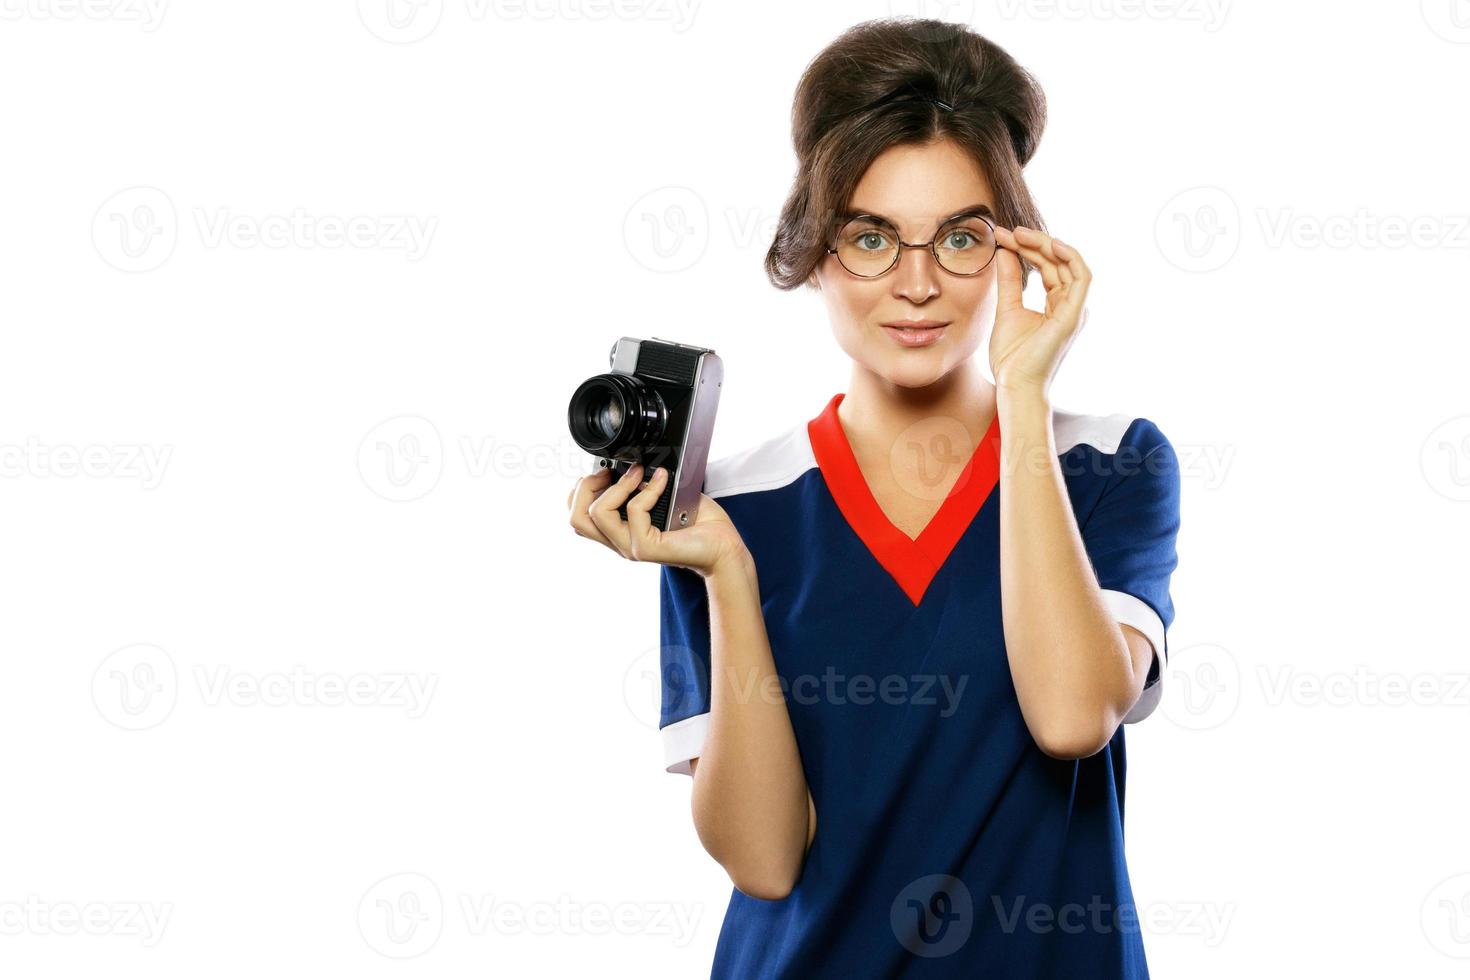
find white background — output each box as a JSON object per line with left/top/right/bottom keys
{"left": 3, "top": 1, "right": 1468, "bottom": 976}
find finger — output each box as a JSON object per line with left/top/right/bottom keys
{"left": 1048, "top": 241, "right": 1092, "bottom": 323}
{"left": 623, "top": 464, "right": 669, "bottom": 560}
{"left": 588, "top": 464, "right": 641, "bottom": 557}
{"left": 567, "top": 465, "right": 608, "bottom": 509}
{"left": 1017, "top": 227, "right": 1074, "bottom": 286}
{"left": 1051, "top": 237, "right": 1091, "bottom": 287}
{"left": 588, "top": 462, "right": 644, "bottom": 558}
{"left": 1011, "top": 226, "right": 1067, "bottom": 290}
{"left": 994, "top": 238, "right": 1026, "bottom": 316}
{"left": 999, "top": 227, "right": 1061, "bottom": 292}
{"left": 568, "top": 467, "right": 612, "bottom": 518}
{"left": 569, "top": 469, "right": 617, "bottom": 549}
{"left": 1046, "top": 277, "right": 1091, "bottom": 338}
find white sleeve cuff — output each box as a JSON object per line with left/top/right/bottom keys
{"left": 660, "top": 712, "right": 709, "bottom": 775}
{"left": 1101, "top": 589, "right": 1167, "bottom": 724}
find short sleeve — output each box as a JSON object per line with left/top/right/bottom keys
{"left": 658, "top": 564, "right": 713, "bottom": 774}
{"left": 1079, "top": 419, "right": 1182, "bottom": 724}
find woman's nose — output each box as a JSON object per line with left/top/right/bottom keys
{"left": 890, "top": 245, "right": 942, "bottom": 302}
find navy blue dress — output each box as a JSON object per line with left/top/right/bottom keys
{"left": 658, "top": 391, "right": 1181, "bottom": 978}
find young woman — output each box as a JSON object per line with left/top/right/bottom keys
{"left": 567, "top": 17, "right": 1181, "bottom": 978}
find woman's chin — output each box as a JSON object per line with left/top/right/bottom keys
{"left": 869, "top": 351, "right": 950, "bottom": 389}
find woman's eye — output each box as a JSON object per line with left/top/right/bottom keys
{"left": 944, "top": 231, "right": 976, "bottom": 249}
{"left": 855, "top": 231, "right": 890, "bottom": 251}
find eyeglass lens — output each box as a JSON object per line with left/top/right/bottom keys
{"left": 833, "top": 214, "right": 997, "bottom": 277}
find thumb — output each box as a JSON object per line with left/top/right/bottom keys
{"left": 995, "top": 245, "right": 1025, "bottom": 317}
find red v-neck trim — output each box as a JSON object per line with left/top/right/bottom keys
{"left": 807, "top": 391, "right": 1003, "bottom": 606}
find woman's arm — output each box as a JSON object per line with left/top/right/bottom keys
{"left": 570, "top": 464, "right": 814, "bottom": 897}
{"left": 685, "top": 550, "right": 814, "bottom": 901}
{"left": 987, "top": 228, "right": 1156, "bottom": 759}
{"left": 996, "top": 386, "right": 1155, "bottom": 759}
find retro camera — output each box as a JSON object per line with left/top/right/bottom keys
{"left": 567, "top": 336, "right": 723, "bottom": 532}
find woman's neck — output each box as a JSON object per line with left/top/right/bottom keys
{"left": 837, "top": 358, "right": 998, "bottom": 461}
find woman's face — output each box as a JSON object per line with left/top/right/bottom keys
{"left": 813, "top": 137, "right": 999, "bottom": 389}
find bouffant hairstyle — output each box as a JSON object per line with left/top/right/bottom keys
{"left": 765, "top": 18, "right": 1048, "bottom": 291}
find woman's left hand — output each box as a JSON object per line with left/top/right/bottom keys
{"left": 989, "top": 226, "right": 1092, "bottom": 398}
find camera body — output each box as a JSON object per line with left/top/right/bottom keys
{"left": 567, "top": 336, "right": 723, "bottom": 532}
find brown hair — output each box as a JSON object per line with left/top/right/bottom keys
{"left": 764, "top": 18, "right": 1048, "bottom": 291}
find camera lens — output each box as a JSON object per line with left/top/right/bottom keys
{"left": 567, "top": 373, "right": 667, "bottom": 456}
{"left": 591, "top": 398, "right": 624, "bottom": 442}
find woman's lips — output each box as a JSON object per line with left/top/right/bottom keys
{"left": 881, "top": 321, "right": 949, "bottom": 348}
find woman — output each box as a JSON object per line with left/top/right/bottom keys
{"left": 567, "top": 17, "right": 1181, "bottom": 978}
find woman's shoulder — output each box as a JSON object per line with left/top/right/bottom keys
{"left": 702, "top": 420, "right": 817, "bottom": 500}
{"left": 1051, "top": 403, "right": 1172, "bottom": 458}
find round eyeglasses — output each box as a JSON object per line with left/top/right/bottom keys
{"left": 825, "top": 211, "right": 998, "bottom": 278}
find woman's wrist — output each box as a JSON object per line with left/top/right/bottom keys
{"left": 996, "top": 381, "right": 1051, "bottom": 414}
{"left": 703, "top": 545, "right": 758, "bottom": 589}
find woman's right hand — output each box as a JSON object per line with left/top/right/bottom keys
{"left": 566, "top": 463, "right": 749, "bottom": 578}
